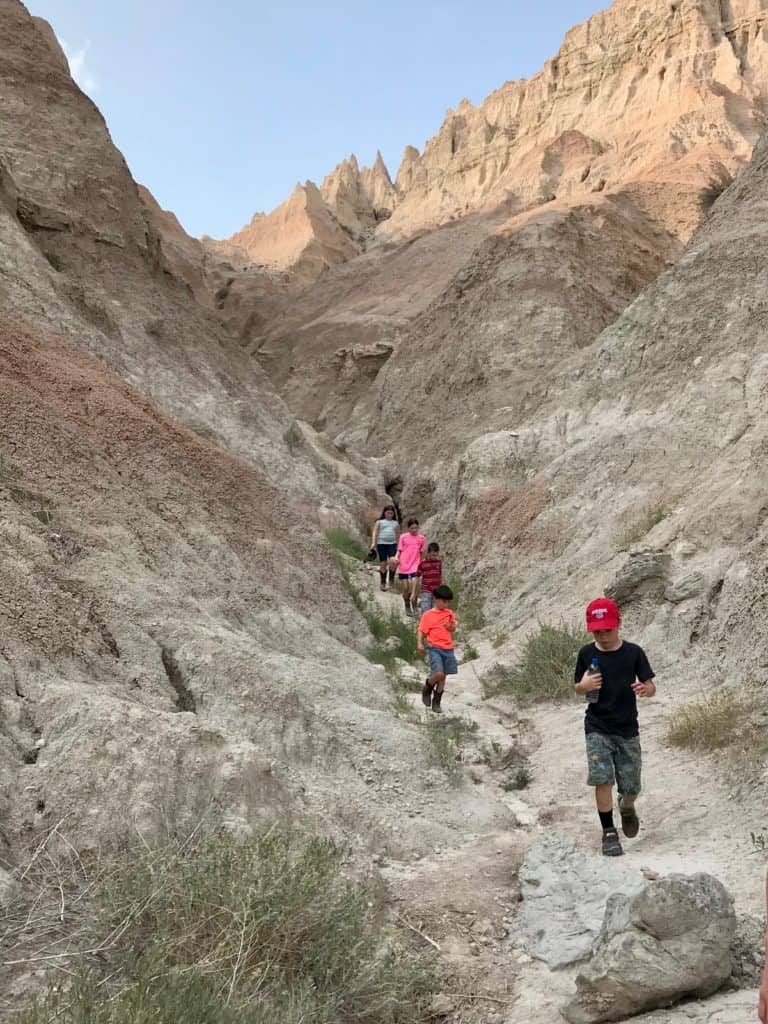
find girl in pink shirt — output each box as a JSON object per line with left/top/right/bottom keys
{"left": 397, "top": 518, "right": 426, "bottom": 617}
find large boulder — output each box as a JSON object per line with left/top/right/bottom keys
{"left": 561, "top": 873, "right": 736, "bottom": 1023}
{"left": 517, "top": 833, "right": 646, "bottom": 968}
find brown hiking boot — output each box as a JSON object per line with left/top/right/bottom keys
{"left": 421, "top": 679, "right": 433, "bottom": 708}
{"left": 619, "top": 799, "right": 640, "bottom": 838}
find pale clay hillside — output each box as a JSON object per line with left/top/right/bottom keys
{"left": 0, "top": 0, "right": 767, "bottom": 1021}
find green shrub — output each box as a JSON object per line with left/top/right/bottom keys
{"left": 462, "top": 642, "right": 479, "bottom": 663}
{"left": 365, "top": 608, "right": 420, "bottom": 673}
{"left": 19, "top": 829, "right": 434, "bottom": 1024}
{"left": 666, "top": 690, "right": 753, "bottom": 752}
{"left": 482, "top": 622, "right": 584, "bottom": 704}
{"left": 491, "top": 631, "right": 508, "bottom": 650}
{"left": 502, "top": 765, "right": 532, "bottom": 791}
{"left": 616, "top": 505, "right": 669, "bottom": 551}
{"left": 283, "top": 420, "right": 304, "bottom": 452}
{"left": 333, "top": 557, "right": 419, "bottom": 674}
{"left": 426, "top": 716, "right": 476, "bottom": 783}
{"left": 326, "top": 527, "right": 368, "bottom": 561}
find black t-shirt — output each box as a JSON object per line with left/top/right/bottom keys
{"left": 574, "top": 641, "right": 654, "bottom": 739}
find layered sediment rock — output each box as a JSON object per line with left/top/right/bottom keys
{"left": 227, "top": 0, "right": 768, "bottom": 275}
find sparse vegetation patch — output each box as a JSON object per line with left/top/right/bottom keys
{"left": 666, "top": 689, "right": 754, "bottom": 752}
{"left": 17, "top": 828, "right": 434, "bottom": 1024}
{"left": 616, "top": 504, "right": 669, "bottom": 551}
{"left": 502, "top": 765, "right": 532, "bottom": 791}
{"left": 481, "top": 622, "right": 584, "bottom": 704}
{"left": 326, "top": 527, "right": 368, "bottom": 561}
{"left": 426, "top": 716, "right": 476, "bottom": 783}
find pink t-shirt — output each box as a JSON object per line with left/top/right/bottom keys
{"left": 398, "top": 532, "right": 426, "bottom": 574}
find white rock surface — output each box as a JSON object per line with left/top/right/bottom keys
{"left": 562, "top": 873, "right": 736, "bottom": 1022}
{"left": 517, "top": 833, "right": 646, "bottom": 968}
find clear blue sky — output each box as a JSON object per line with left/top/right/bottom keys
{"left": 30, "top": 1, "right": 604, "bottom": 238}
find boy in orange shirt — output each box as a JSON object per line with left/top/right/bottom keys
{"left": 417, "top": 585, "right": 457, "bottom": 714}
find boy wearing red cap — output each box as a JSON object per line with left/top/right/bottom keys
{"left": 574, "top": 597, "right": 656, "bottom": 857}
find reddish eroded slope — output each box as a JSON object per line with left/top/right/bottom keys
{"left": 0, "top": 315, "right": 390, "bottom": 851}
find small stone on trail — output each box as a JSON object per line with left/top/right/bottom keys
{"left": 428, "top": 994, "right": 455, "bottom": 1017}
{"left": 641, "top": 866, "right": 661, "bottom": 881}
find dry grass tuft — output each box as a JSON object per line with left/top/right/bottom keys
{"left": 666, "top": 689, "right": 755, "bottom": 752}
{"left": 10, "top": 825, "right": 435, "bottom": 1024}
{"left": 616, "top": 504, "right": 669, "bottom": 551}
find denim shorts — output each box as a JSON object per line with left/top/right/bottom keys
{"left": 398, "top": 572, "right": 418, "bottom": 580}
{"left": 376, "top": 543, "right": 397, "bottom": 561}
{"left": 585, "top": 732, "right": 642, "bottom": 795}
{"left": 428, "top": 645, "right": 458, "bottom": 676}
{"left": 419, "top": 591, "right": 434, "bottom": 613}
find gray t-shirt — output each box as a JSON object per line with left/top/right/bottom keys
{"left": 376, "top": 519, "right": 398, "bottom": 545}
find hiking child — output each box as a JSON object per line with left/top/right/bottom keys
{"left": 397, "top": 517, "right": 426, "bottom": 616}
{"left": 417, "top": 584, "right": 456, "bottom": 714}
{"left": 417, "top": 542, "right": 443, "bottom": 614}
{"left": 370, "top": 505, "right": 399, "bottom": 591}
{"left": 574, "top": 597, "right": 656, "bottom": 858}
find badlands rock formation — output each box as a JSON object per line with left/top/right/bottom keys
{"left": 4, "top": 0, "right": 768, "bottom": 1019}
{"left": 210, "top": 0, "right": 768, "bottom": 447}
{"left": 225, "top": 0, "right": 768, "bottom": 278}
{"left": 0, "top": 0, "right": 510, "bottom": 888}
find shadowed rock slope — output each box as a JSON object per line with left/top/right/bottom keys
{"left": 0, "top": 0, "right": 510, "bottom": 876}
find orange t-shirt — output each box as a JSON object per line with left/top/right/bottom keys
{"left": 418, "top": 608, "right": 456, "bottom": 650}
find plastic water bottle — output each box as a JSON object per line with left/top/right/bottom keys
{"left": 585, "top": 657, "right": 600, "bottom": 704}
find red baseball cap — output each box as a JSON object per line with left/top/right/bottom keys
{"left": 585, "top": 597, "right": 620, "bottom": 632}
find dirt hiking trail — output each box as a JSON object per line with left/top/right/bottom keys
{"left": 361, "top": 565, "right": 760, "bottom": 1024}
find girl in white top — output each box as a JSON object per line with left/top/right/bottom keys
{"left": 370, "top": 506, "right": 400, "bottom": 591}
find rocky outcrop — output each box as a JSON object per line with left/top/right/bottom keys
{"left": 228, "top": 180, "right": 360, "bottom": 279}
{"left": 228, "top": 0, "right": 768, "bottom": 278}
{"left": 0, "top": 0, "right": 442, "bottom": 859}
{"left": 321, "top": 152, "right": 396, "bottom": 237}
{"left": 562, "top": 874, "right": 736, "bottom": 1022}
{"left": 517, "top": 834, "right": 646, "bottom": 968}
{"left": 224, "top": 153, "right": 397, "bottom": 279}
{"left": 384, "top": 0, "right": 768, "bottom": 240}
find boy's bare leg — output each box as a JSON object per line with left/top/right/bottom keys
{"left": 428, "top": 670, "right": 446, "bottom": 693}
{"left": 595, "top": 783, "right": 614, "bottom": 813}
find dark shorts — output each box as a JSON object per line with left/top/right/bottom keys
{"left": 585, "top": 732, "right": 642, "bottom": 795}
{"left": 376, "top": 543, "right": 397, "bottom": 561}
{"left": 398, "top": 572, "right": 418, "bottom": 580}
{"left": 428, "top": 645, "right": 458, "bottom": 676}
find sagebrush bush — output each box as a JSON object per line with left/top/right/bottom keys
{"left": 616, "top": 505, "right": 669, "bottom": 551}
{"left": 666, "top": 690, "right": 753, "bottom": 752}
{"left": 326, "top": 527, "right": 368, "bottom": 561}
{"left": 19, "top": 829, "right": 434, "bottom": 1024}
{"left": 482, "top": 622, "right": 584, "bottom": 703}
{"left": 364, "top": 605, "right": 420, "bottom": 672}
{"left": 426, "top": 716, "right": 476, "bottom": 782}
{"left": 502, "top": 765, "right": 532, "bottom": 791}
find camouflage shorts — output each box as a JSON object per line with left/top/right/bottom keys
{"left": 585, "top": 732, "right": 642, "bottom": 795}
